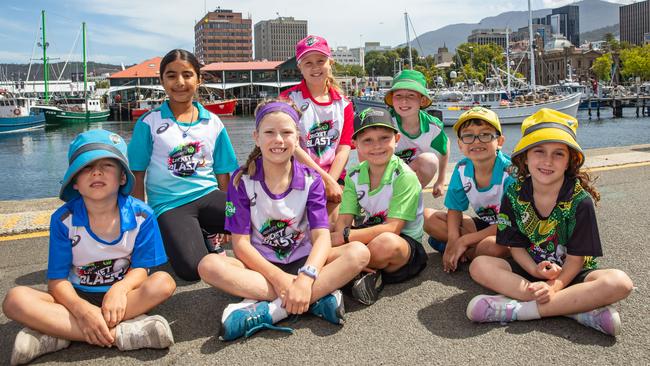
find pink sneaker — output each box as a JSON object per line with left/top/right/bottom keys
{"left": 567, "top": 305, "right": 621, "bottom": 336}
{"left": 466, "top": 294, "right": 521, "bottom": 323}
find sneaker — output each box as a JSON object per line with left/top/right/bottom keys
{"left": 567, "top": 305, "right": 621, "bottom": 336}
{"left": 220, "top": 301, "right": 293, "bottom": 341}
{"left": 466, "top": 294, "right": 521, "bottom": 323}
{"left": 309, "top": 290, "right": 345, "bottom": 325}
{"left": 351, "top": 271, "right": 384, "bottom": 306}
{"left": 115, "top": 314, "right": 174, "bottom": 351}
{"left": 427, "top": 236, "right": 447, "bottom": 253}
{"left": 10, "top": 328, "right": 70, "bottom": 366}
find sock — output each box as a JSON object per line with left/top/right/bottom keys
{"left": 516, "top": 300, "right": 541, "bottom": 320}
{"left": 267, "top": 297, "right": 288, "bottom": 323}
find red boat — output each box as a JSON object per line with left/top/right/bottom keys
{"left": 131, "top": 99, "right": 164, "bottom": 121}
{"left": 203, "top": 99, "right": 237, "bottom": 116}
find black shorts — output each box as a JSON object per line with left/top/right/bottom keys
{"left": 274, "top": 256, "right": 308, "bottom": 275}
{"left": 472, "top": 217, "right": 491, "bottom": 231}
{"left": 75, "top": 288, "right": 106, "bottom": 307}
{"left": 506, "top": 258, "right": 595, "bottom": 286}
{"left": 382, "top": 234, "right": 428, "bottom": 284}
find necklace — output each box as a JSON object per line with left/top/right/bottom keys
{"left": 176, "top": 106, "right": 196, "bottom": 138}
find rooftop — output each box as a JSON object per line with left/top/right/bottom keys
{"left": 109, "top": 57, "right": 161, "bottom": 79}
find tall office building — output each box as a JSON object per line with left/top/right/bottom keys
{"left": 194, "top": 8, "right": 252, "bottom": 64}
{"left": 620, "top": 0, "right": 650, "bottom": 46}
{"left": 254, "top": 17, "right": 307, "bottom": 61}
{"left": 546, "top": 5, "right": 579, "bottom": 46}
{"left": 467, "top": 29, "right": 508, "bottom": 49}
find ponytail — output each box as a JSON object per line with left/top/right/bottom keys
{"left": 233, "top": 146, "right": 262, "bottom": 188}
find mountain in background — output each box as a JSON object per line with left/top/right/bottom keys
{"left": 405, "top": 0, "right": 622, "bottom": 55}
{"left": 0, "top": 62, "right": 124, "bottom": 81}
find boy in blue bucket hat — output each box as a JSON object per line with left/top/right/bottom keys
{"left": 3, "top": 129, "right": 176, "bottom": 365}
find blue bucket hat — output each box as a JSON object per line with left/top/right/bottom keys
{"left": 60, "top": 129, "right": 135, "bottom": 202}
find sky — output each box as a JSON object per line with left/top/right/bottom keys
{"left": 0, "top": 0, "right": 632, "bottom": 65}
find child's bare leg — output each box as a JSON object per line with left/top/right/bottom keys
{"left": 3, "top": 286, "right": 108, "bottom": 342}
{"left": 198, "top": 254, "right": 278, "bottom": 301}
{"left": 536, "top": 269, "right": 633, "bottom": 317}
{"left": 470, "top": 257, "right": 634, "bottom": 316}
{"left": 410, "top": 153, "right": 439, "bottom": 188}
{"left": 424, "top": 209, "right": 448, "bottom": 241}
{"left": 469, "top": 235, "right": 510, "bottom": 260}
{"left": 309, "top": 242, "right": 370, "bottom": 302}
{"left": 366, "top": 232, "right": 410, "bottom": 273}
{"left": 121, "top": 271, "right": 176, "bottom": 321}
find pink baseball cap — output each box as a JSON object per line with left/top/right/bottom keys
{"left": 295, "top": 35, "right": 331, "bottom": 62}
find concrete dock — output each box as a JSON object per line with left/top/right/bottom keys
{"left": 0, "top": 145, "right": 649, "bottom": 365}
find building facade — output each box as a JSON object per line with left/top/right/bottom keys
{"left": 331, "top": 47, "right": 360, "bottom": 66}
{"left": 514, "top": 47, "right": 603, "bottom": 86}
{"left": 254, "top": 17, "right": 307, "bottom": 61}
{"left": 620, "top": 0, "right": 650, "bottom": 46}
{"left": 434, "top": 45, "right": 453, "bottom": 65}
{"left": 194, "top": 8, "right": 253, "bottom": 64}
{"left": 467, "top": 29, "right": 508, "bottom": 49}
{"left": 546, "top": 5, "right": 579, "bottom": 46}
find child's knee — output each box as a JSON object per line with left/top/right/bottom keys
{"left": 148, "top": 271, "right": 177, "bottom": 299}
{"left": 468, "top": 256, "right": 491, "bottom": 280}
{"left": 2, "top": 286, "right": 31, "bottom": 319}
{"left": 601, "top": 269, "right": 634, "bottom": 298}
{"left": 346, "top": 242, "right": 371, "bottom": 269}
{"left": 197, "top": 253, "right": 227, "bottom": 280}
{"left": 368, "top": 233, "right": 405, "bottom": 261}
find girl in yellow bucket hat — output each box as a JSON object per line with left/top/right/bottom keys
{"left": 466, "top": 108, "right": 633, "bottom": 336}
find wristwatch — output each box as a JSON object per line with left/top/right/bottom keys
{"left": 298, "top": 265, "right": 318, "bottom": 280}
{"left": 343, "top": 226, "right": 351, "bottom": 244}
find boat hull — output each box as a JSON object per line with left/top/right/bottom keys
{"left": 203, "top": 99, "right": 237, "bottom": 115}
{"left": 0, "top": 113, "right": 46, "bottom": 133}
{"left": 44, "top": 109, "right": 110, "bottom": 124}
{"left": 131, "top": 108, "right": 149, "bottom": 121}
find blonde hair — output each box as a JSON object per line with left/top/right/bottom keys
{"left": 233, "top": 99, "right": 302, "bottom": 187}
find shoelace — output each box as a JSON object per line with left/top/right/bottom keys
{"left": 242, "top": 314, "right": 293, "bottom": 338}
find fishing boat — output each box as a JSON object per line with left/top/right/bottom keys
{"left": 202, "top": 98, "right": 238, "bottom": 116}
{"left": 0, "top": 91, "right": 46, "bottom": 133}
{"left": 41, "top": 18, "right": 109, "bottom": 124}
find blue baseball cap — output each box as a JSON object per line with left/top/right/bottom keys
{"left": 60, "top": 129, "right": 135, "bottom": 202}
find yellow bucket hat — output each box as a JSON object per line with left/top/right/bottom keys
{"left": 453, "top": 106, "right": 502, "bottom": 136}
{"left": 512, "top": 108, "right": 583, "bottom": 165}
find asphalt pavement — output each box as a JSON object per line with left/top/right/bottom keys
{"left": 1, "top": 164, "right": 649, "bottom": 365}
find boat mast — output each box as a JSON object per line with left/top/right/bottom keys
{"left": 404, "top": 12, "right": 413, "bottom": 70}
{"left": 41, "top": 10, "right": 49, "bottom": 103}
{"left": 506, "top": 27, "right": 511, "bottom": 96}
{"left": 82, "top": 22, "right": 88, "bottom": 116}
{"left": 528, "top": 0, "right": 536, "bottom": 92}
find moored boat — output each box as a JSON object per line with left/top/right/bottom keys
{"left": 0, "top": 92, "right": 46, "bottom": 133}
{"left": 203, "top": 98, "right": 238, "bottom": 116}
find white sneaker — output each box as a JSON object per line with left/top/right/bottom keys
{"left": 115, "top": 315, "right": 174, "bottom": 351}
{"left": 10, "top": 327, "right": 70, "bottom": 365}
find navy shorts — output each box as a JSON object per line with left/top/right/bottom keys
{"left": 275, "top": 256, "right": 308, "bottom": 276}
{"left": 75, "top": 288, "right": 106, "bottom": 307}
{"left": 382, "top": 234, "right": 428, "bottom": 284}
{"left": 506, "top": 258, "right": 595, "bottom": 286}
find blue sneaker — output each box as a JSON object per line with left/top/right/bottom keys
{"left": 220, "top": 301, "right": 293, "bottom": 341}
{"left": 427, "top": 236, "right": 447, "bottom": 253}
{"left": 309, "top": 290, "right": 345, "bottom": 325}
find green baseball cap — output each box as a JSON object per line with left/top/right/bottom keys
{"left": 384, "top": 69, "right": 432, "bottom": 108}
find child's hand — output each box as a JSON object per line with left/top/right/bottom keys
{"left": 432, "top": 182, "right": 444, "bottom": 198}
{"left": 527, "top": 281, "right": 555, "bottom": 304}
{"left": 442, "top": 237, "right": 467, "bottom": 273}
{"left": 324, "top": 176, "right": 342, "bottom": 203}
{"left": 535, "top": 261, "right": 562, "bottom": 280}
{"left": 76, "top": 302, "right": 114, "bottom": 346}
{"left": 271, "top": 271, "right": 296, "bottom": 305}
{"left": 102, "top": 285, "right": 128, "bottom": 328}
{"left": 284, "top": 277, "right": 312, "bottom": 315}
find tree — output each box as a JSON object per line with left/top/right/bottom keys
{"left": 452, "top": 43, "right": 504, "bottom": 83}
{"left": 332, "top": 62, "right": 364, "bottom": 77}
{"left": 591, "top": 53, "right": 612, "bottom": 82}
{"left": 620, "top": 45, "right": 650, "bottom": 81}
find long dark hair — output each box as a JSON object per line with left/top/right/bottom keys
{"left": 511, "top": 148, "right": 600, "bottom": 203}
{"left": 160, "top": 49, "right": 202, "bottom": 80}
{"left": 232, "top": 98, "right": 302, "bottom": 187}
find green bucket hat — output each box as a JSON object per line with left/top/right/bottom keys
{"left": 384, "top": 69, "right": 432, "bottom": 108}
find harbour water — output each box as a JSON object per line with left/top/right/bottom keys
{"left": 1, "top": 109, "right": 649, "bottom": 200}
